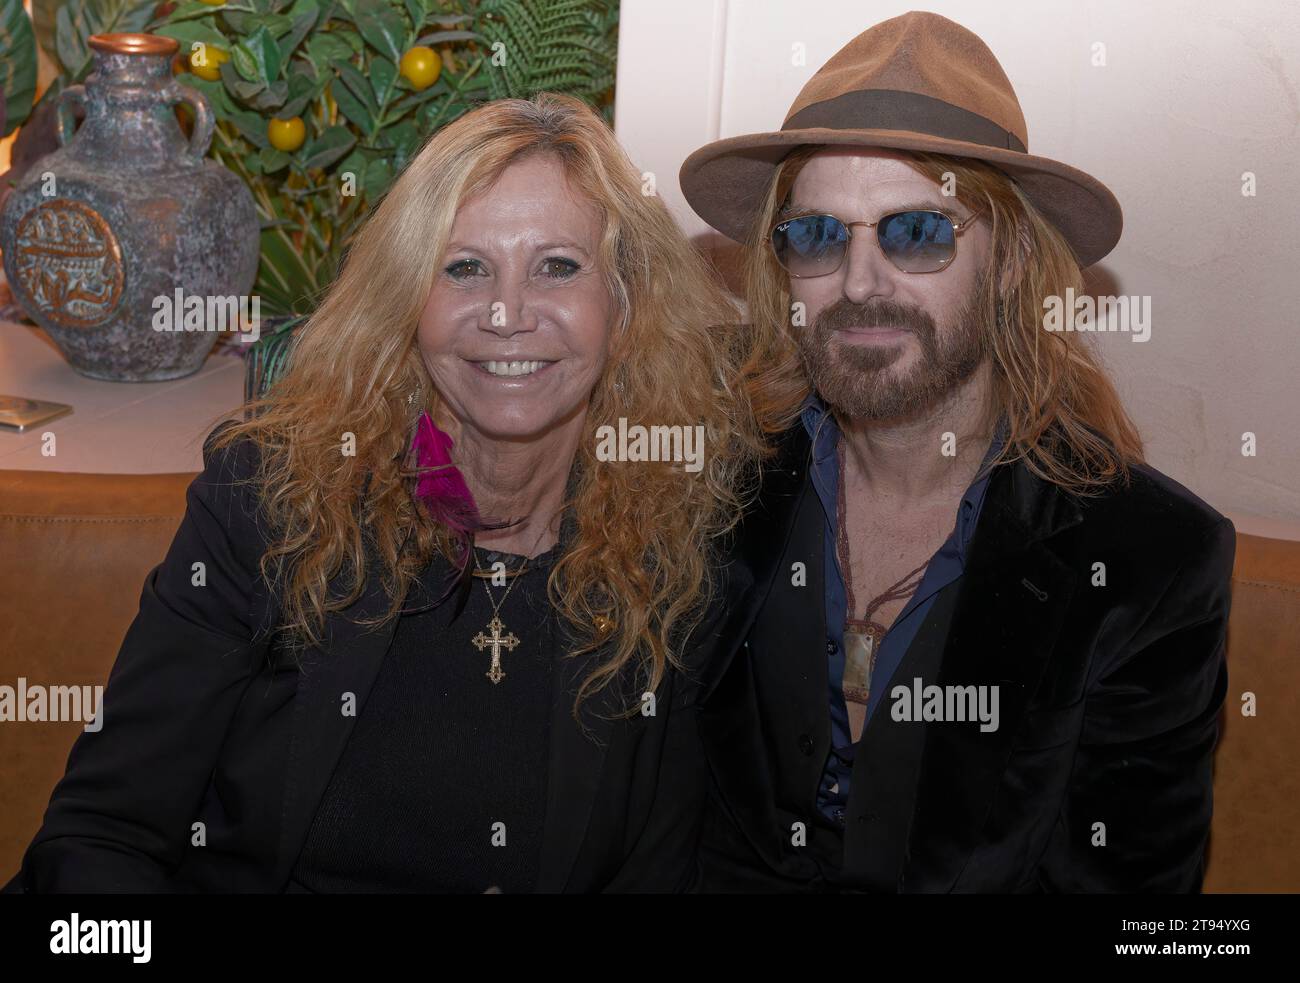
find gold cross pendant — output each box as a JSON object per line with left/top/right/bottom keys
{"left": 471, "top": 615, "right": 521, "bottom": 684}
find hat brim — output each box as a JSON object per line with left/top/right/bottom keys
{"left": 679, "top": 127, "right": 1122, "bottom": 268}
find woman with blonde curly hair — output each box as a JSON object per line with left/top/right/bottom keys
{"left": 10, "top": 93, "right": 766, "bottom": 894}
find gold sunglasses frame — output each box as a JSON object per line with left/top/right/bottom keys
{"left": 770, "top": 207, "right": 984, "bottom": 277}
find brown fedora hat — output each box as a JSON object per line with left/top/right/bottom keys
{"left": 679, "top": 10, "right": 1122, "bottom": 268}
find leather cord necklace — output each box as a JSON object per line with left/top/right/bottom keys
{"left": 836, "top": 434, "right": 929, "bottom": 709}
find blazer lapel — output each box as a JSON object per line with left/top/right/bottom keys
{"left": 900, "top": 459, "right": 1084, "bottom": 892}
{"left": 271, "top": 565, "right": 402, "bottom": 889}
{"left": 698, "top": 424, "right": 812, "bottom": 705}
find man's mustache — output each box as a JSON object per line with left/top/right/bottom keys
{"left": 814, "top": 299, "right": 934, "bottom": 336}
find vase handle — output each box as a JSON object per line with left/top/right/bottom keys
{"left": 56, "top": 85, "right": 86, "bottom": 147}
{"left": 162, "top": 80, "right": 215, "bottom": 160}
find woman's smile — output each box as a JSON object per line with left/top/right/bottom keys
{"left": 467, "top": 358, "right": 559, "bottom": 379}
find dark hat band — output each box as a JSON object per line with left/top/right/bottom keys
{"left": 783, "top": 88, "right": 1027, "bottom": 154}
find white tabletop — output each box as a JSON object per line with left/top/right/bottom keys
{"left": 0, "top": 312, "right": 245, "bottom": 474}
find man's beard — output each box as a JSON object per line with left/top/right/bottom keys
{"left": 796, "top": 271, "right": 990, "bottom": 422}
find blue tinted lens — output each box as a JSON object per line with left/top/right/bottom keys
{"left": 772, "top": 215, "right": 849, "bottom": 275}
{"left": 878, "top": 210, "right": 956, "bottom": 271}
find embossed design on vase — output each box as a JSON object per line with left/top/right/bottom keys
{"left": 10, "top": 200, "right": 125, "bottom": 328}
{"left": 0, "top": 33, "right": 259, "bottom": 382}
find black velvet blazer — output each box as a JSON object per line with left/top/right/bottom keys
{"left": 4, "top": 424, "right": 709, "bottom": 893}
{"left": 693, "top": 423, "right": 1235, "bottom": 892}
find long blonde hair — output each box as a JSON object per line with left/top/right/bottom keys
{"left": 210, "top": 93, "right": 765, "bottom": 714}
{"left": 739, "top": 145, "right": 1144, "bottom": 494}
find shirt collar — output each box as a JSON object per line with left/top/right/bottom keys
{"left": 800, "top": 392, "right": 1009, "bottom": 554}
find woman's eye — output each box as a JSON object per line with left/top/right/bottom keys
{"left": 445, "top": 259, "right": 485, "bottom": 279}
{"left": 541, "top": 257, "right": 579, "bottom": 279}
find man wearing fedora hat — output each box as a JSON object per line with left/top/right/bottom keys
{"left": 681, "top": 11, "right": 1233, "bottom": 892}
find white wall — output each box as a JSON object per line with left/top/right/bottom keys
{"left": 614, "top": 0, "right": 1300, "bottom": 533}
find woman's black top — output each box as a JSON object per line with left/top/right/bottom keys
{"left": 286, "top": 541, "right": 562, "bottom": 893}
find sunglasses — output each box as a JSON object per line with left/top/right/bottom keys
{"left": 770, "top": 207, "right": 982, "bottom": 277}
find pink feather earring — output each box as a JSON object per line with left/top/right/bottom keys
{"left": 410, "top": 410, "right": 484, "bottom": 615}
{"left": 411, "top": 410, "right": 481, "bottom": 534}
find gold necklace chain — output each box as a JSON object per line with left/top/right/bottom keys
{"left": 469, "top": 521, "right": 554, "bottom": 685}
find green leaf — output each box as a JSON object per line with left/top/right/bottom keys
{"left": 385, "top": 76, "right": 447, "bottom": 118}
{"left": 402, "top": 0, "right": 428, "bottom": 32}
{"left": 277, "top": 0, "right": 320, "bottom": 64}
{"left": 54, "top": 4, "right": 85, "bottom": 79}
{"left": 0, "top": 0, "right": 38, "bottom": 135}
{"left": 280, "top": 69, "right": 324, "bottom": 119}
{"left": 54, "top": 0, "right": 156, "bottom": 82}
{"left": 334, "top": 28, "right": 364, "bottom": 54}
{"left": 260, "top": 145, "right": 292, "bottom": 173}
{"left": 382, "top": 118, "right": 419, "bottom": 170}
{"left": 362, "top": 156, "right": 393, "bottom": 201}
{"left": 330, "top": 75, "right": 374, "bottom": 132}
{"left": 29, "top": 0, "right": 60, "bottom": 62}
{"left": 221, "top": 11, "right": 293, "bottom": 37}
{"left": 352, "top": 0, "right": 405, "bottom": 64}
{"left": 245, "top": 25, "right": 284, "bottom": 82}
{"left": 230, "top": 40, "right": 262, "bottom": 82}
{"left": 251, "top": 78, "right": 289, "bottom": 110}
{"left": 335, "top": 60, "right": 378, "bottom": 114}
{"left": 369, "top": 55, "right": 398, "bottom": 108}
{"left": 305, "top": 32, "right": 353, "bottom": 70}
{"left": 301, "top": 124, "right": 355, "bottom": 170}
{"left": 475, "top": 0, "right": 618, "bottom": 103}
{"left": 229, "top": 77, "right": 269, "bottom": 102}
{"left": 415, "top": 30, "right": 483, "bottom": 45}
{"left": 226, "top": 103, "right": 272, "bottom": 149}
{"left": 154, "top": 22, "right": 231, "bottom": 57}
{"left": 180, "top": 72, "right": 242, "bottom": 117}
{"left": 152, "top": 0, "right": 234, "bottom": 28}
{"left": 258, "top": 215, "right": 316, "bottom": 302}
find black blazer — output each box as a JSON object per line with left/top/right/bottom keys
{"left": 694, "top": 423, "right": 1234, "bottom": 892}
{"left": 5, "top": 425, "right": 709, "bottom": 893}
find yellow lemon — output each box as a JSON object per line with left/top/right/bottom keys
{"left": 188, "top": 45, "right": 229, "bottom": 82}
{"left": 268, "top": 116, "right": 306, "bottom": 152}
{"left": 399, "top": 46, "right": 442, "bottom": 90}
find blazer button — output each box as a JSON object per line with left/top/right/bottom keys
{"left": 798, "top": 734, "right": 815, "bottom": 755}
{"left": 826, "top": 639, "right": 836, "bottom": 655}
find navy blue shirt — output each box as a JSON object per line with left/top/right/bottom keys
{"left": 801, "top": 395, "right": 1009, "bottom": 825}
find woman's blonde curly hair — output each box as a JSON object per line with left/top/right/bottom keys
{"left": 209, "top": 93, "right": 766, "bottom": 717}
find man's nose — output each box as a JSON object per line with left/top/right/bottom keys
{"left": 840, "top": 226, "right": 896, "bottom": 306}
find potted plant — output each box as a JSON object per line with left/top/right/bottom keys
{"left": 152, "top": 0, "right": 618, "bottom": 319}
{"left": 5, "top": 1, "right": 617, "bottom": 397}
